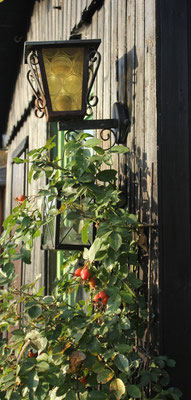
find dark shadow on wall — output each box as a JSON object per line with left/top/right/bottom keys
{"left": 116, "top": 46, "right": 159, "bottom": 354}
{"left": 116, "top": 45, "right": 138, "bottom": 120}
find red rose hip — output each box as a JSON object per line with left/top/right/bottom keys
{"left": 80, "top": 268, "right": 91, "bottom": 280}
{"left": 98, "top": 290, "right": 107, "bottom": 299}
{"left": 102, "top": 296, "right": 109, "bottom": 305}
{"left": 74, "top": 268, "right": 83, "bottom": 277}
{"left": 89, "top": 277, "right": 96, "bottom": 288}
{"left": 93, "top": 293, "right": 100, "bottom": 302}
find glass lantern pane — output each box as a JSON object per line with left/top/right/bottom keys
{"left": 41, "top": 197, "right": 57, "bottom": 250}
{"left": 58, "top": 209, "right": 93, "bottom": 247}
{"left": 42, "top": 47, "right": 84, "bottom": 112}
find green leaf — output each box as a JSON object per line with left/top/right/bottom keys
{"left": 109, "top": 232, "right": 122, "bottom": 251}
{"left": 93, "top": 146, "right": 105, "bottom": 155}
{"left": 24, "top": 370, "right": 39, "bottom": 392}
{"left": 36, "top": 361, "right": 50, "bottom": 372}
{"left": 26, "top": 330, "right": 47, "bottom": 351}
{"left": 3, "top": 214, "right": 16, "bottom": 229}
{"left": 13, "top": 157, "right": 28, "bottom": 164}
{"left": 65, "top": 389, "right": 76, "bottom": 400}
{"left": 127, "top": 272, "right": 142, "bottom": 289}
{"left": 20, "top": 247, "right": 31, "bottom": 264}
{"left": 42, "top": 296, "right": 55, "bottom": 305}
{"left": 88, "top": 338, "right": 102, "bottom": 355}
{"left": 110, "top": 145, "right": 130, "bottom": 153}
{"left": 114, "top": 354, "right": 130, "bottom": 373}
{"left": 33, "top": 229, "right": 41, "bottom": 239}
{"left": 11, "top": 329, "right": 24, "bottom": 337}
{"left": 110, "top": 378, "right": 126, "bottom": 400}
{"left": 119, "top": 316, "right": 131, "bottom": 330}
{"left": 166, "top": 359, "right": 176, "bottom": 368}
{"left": 107, "top": 294, "right": 121, "bottom": 314}
{"left": 89, "top": 238, "right": 102, "bottom": 262}
{"left": 73, "top": 327, "right": 86, "bottom": 343}
{"left": 56, "top": 383, "right": 70, "bottom": 396}
{"left": 88, "top": 391, "right": 108, "bottom": 400}
{"left": 28, "top": 305, "right": 42, "bottom": 319}
{"left": 115, "top": 344, "right": 131, "bottom": 353}
{"left": 97, "top": 368, "right": 114, "bottom": 384}
{"left": 126, "top": 384, "right": 141, "bottom": 398}
{"left": 79, "top": 172, "right": 95, "bottom": 183}
{"left": 96, "top": 169, "right": 117, "bottom": 182}
{"left": 120, "top": 290, "right": 133, "bottom": 304}
{"left": 92, "top": 360, "right": 105, "bottom": 373}
{"left": 81, "top": 220, "right": 91, "bottom": 244}
{"left": 84, "top": 138, "right": 101, "bottom": 147}
{"left": 22, "top": 216, "right": 32, "bottom": 227}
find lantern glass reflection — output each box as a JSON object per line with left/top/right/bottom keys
{"left": 42, "top": 47, "right": 84, "bottom": 112}
{"left": 41, "top": 196, "right": 93, "bottom": 250}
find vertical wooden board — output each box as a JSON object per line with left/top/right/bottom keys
{"left": 63, "top": 0, "right": 68, "bottom": 39}
{"left": 117, "top": 0, "right": 127, "bottom": 105}
{"left": 52, "top": 4, "right": 57, "bottom": 39}
{"left": 110, "top": 0, "right": 118, "bottom": 172}
{"left": 117, "top": 0, "right": 132, "bottom": 203}
{"left": 54, "top": 6, "right": 59, "bottom": 39}
{"left": 144, "top": 0, "right": 158, "bottom": 295}
{"left": 58, "top": 0, "right": 63, "bottom": 39}
{"left": 133, "top": 0, "right": 146, "bottom": 224}
{"left": 144, "top": 0, "right": 157, "bottom": 167}
{"left": 110, "top": 0, "right": 118, "bottom": 110}
{"left": 71, "top": 0, "right": 77, "bottom": 31}
{"left": 47, "top": 0, "right": 52, "bottom": 40}
{"left": 90, "top": 9, "right": 98, "bottom": 122}
{"left": 96, "top": 4, "right": 104, "bottom": 121}
{"left": 102, "top": 0, "right": 111, "bottom": 153}
{"left": 67, "top": 0, "right": 72, "bottom": 38}
{"left": 81, "top": 0, "right": 87, "bottom": 13}
{"left": 76, "top": 0, "right": 82, "bottom": 25}
{"left": 103, "top": 0, "right": 111, "bottom": 120}
{"left": 44, "top": 0, "right": 49, "bottom": 41}
{"left": 135, "top": 0, "right": 145, "bottom": 160}
{"left": 38, "top": 0, "right": 42, "bottom": 39}
{"left": 33, "top": 2, "right": 38, "bottom": 40}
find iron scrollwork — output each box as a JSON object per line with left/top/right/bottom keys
{"left": 27, "top": 51, "right": 46, "bottom": 119}
{"left": 100, "top": 128, "right": 118, "bottom": 150}
{"left": 86, "top": 50, "right": 101, "bottom": 116}
{"left": 64, "top": 130, "right": 79, "bottom": 142}
{"left": 64, "top": 128, "right": 116, "bottom": 151}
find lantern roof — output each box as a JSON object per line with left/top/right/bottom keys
{"left": 24, "top": 39, "right": 101, "bottom": 63}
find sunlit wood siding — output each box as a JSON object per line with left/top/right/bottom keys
{"left": 5, "top": 0, "right": 157, "bottom": 305}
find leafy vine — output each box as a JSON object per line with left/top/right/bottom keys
{"left": 0, "top": 134, "right": 182, "bottom": 400}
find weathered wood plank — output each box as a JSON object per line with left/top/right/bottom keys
{"left": 76, "top": 0, "right": 82, "bottom": 27}
{"left": 96, "top": 4, "right": 104, "bottom": 123}
{"left": 63, "top": 0, "right": 68, "bottom": 39}
{"left": 5, "top": 0, "right": 158, "bottom": 315}
{"left": 71, "top": 0, "right": 77, "bottom": 32}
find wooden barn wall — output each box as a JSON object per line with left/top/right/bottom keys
{"left": 6, "top": 0, "right": 158, "bottom": 319}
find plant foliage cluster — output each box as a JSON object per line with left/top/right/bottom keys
{"left": 0, "top": 134, "right": 182, "bottom": 399}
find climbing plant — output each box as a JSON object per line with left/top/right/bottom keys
{"left": 0, "top": 134, "right": 182, "bottom": 399}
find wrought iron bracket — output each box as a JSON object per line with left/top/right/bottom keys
{"left": 58, "top": 102, "right": 130, "bottom": 148}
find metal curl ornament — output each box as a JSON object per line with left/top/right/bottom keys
{"left": 100, "top": 128, "right": 117, "bottom": 150}
{"left": 34, "top": 97, "right": 46, "bottom": 119}
{"left": 27, "top": 51, "right": 46, "bottom": 119}
{"left": 85, "top": 105, "right": 94, "bottom": 118}
{"left": 87, "top": 50, "right": 101, "bottom": 109}
{"left": 64, "top": 130, "right": 79, "bottom": 142}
